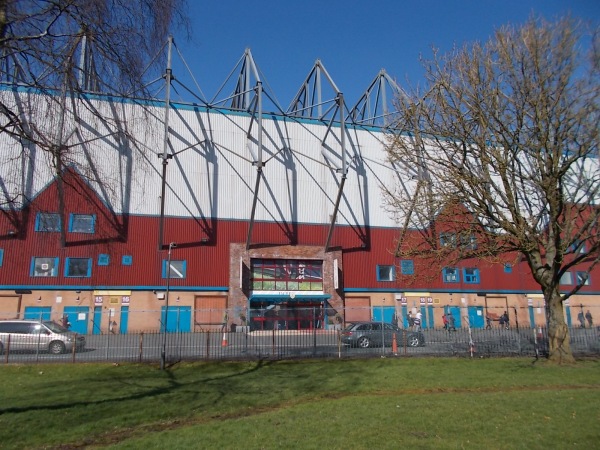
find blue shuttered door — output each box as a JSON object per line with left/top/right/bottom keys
{"left": 446, "top": 306, "right": 462, "bottom": 329}
{"left": 63, "top": 306, "right": 89, "bottom": 334}
{"left": 24, "top": 306, "right": 51, "bottom": 321}
{"left": 161, "top": 306, "right": 191, "bottom": 333}
{"left": 468, "top": 306, "right": 485, "bottom": 328}
{"left": 372, "top": 306, "right": 395, "bottom": 323}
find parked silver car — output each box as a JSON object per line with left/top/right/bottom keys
{"left": 0, "top": 320, "right": 86, "bottom": 354}
{"left": 340, "top": 321, "right": 425, "bottom": 348}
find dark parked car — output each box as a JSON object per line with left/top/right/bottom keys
{"left": 340, "top": 321, "right": 425, "bottom": 348}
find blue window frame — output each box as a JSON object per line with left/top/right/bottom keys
{"left": 30, "top": 257, "right": 59, "bottom": 277}
{"left": 65, "top": 258, "right": 92, "bottom": 277}
{"left": 460, "top": 233, "right": 477, "bottom": 250}
{"left": 576, "top": 271, "right": 590, "bottom": 286}
{"left": 68, "top": 214, "right": 96, "bottom": 233}
{"left": 162, "top": 260, "right": 187, "bottom": 279}
{"left": 98, "top": 254, "right": 109, "bottom": 266}
{"left": 569, "top": 240, "right": 586, "bottom": 254}
{"left": 0, "top": 249, "right": 3, "bottom": 267}
{"left": 34, "top": 212, "right": 61, "bottom": 232}
{"left": 376, "top": 265, "right": 395, "bottom": 282}
{"left": 122, "top": 255, "right": 133, "bottom": 266}
{"left": 442, "top": 267, "right": 459, "bottom": 283}
{"left": 463, "top": 268, "right": 480, "bottom": 284}
{"left": 400, "top": 260, "right": 414, "bottom": 275}
{"left": 440, "top": 232, "right": 456, "bottom": 247}
{"left": 504, "top": 263, "right": 512, "bottom": 273}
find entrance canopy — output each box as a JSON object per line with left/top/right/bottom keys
{"left": 249, "top": 294, "right": 330, "bottom": 304}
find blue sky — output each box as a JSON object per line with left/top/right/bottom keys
{"left": 168, "top": 0, "right": 600, "bottom": 111}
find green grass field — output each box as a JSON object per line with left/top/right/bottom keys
{"left": 0, "top": 357, "right": 599, "bottom": 449}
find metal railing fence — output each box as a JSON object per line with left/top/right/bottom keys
{"left": 2, "top": 325, "right": 598, "bottom": 365}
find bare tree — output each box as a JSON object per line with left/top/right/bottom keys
{"left": 0, "top": 0, "right": 187, "bottom": 244}
{"left": 385, "top": 16, "right": 600, "bottom": 364}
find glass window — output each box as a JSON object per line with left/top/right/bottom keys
{"left": 460, "top": 233, "right": 477, "bottom": 250}
{"left": 377, "top": 265, "right": 395, "bottom": 282}
{"left": 443, "top": 267, "right": 459, "bottom": 283}
{"left": 69, "top": 214, "right": 95, "bottom": 233}
{"left": 440, "top": 232, "right": 456, "bottom": 247}
{"left": 163, "top": 260, "right": 187, "bottom": 279}
{"left": 250, "top": 259, "right": 324, "bottom": 291}
{"left": 35, "top": 212, "right": 61, "bottom": 232}
{"left": 65, "top": 258, "right": 92, "bottom": 277}
{"left": 504, "top": 263, "right": 512, "bottom": 273}
{"left": 560, "top": 272, "right": 573, "bottom": 285}
{"left": 31, "top": 257, "right": 59, "bottom": 277}
{"left": 576, "top": 271, "right": 590, "bottom": 286}
{"left": 98, "top": 254, "right": 109, "bottom": 266}
{"left": 0, "top": 249, "right": 3, "bottom": 267}
{"left": 463, "top": 268, "right": 480, "bottom": 284}
{"left": 400, "top": 260, "right": 414, "bottom": 275}
{"left": 122, "top": 255, "right": 132, "bottom": 266}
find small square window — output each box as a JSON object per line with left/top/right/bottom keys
{"left": 122, "top": 255, "right": 133, "bottom": 266}
{"left": 98, "top": 254, "right": 109, "bottom": 266}
{"left": 376, "top": 265, "right": 394, "bottom": 282}
{"left": 460, "top": 233, "right": 477, "bottom": 250}
{"left": 163, "top": 260, "right": 186, "bottom": 279}
{"left": 31, "top": 257, "right": 59, "bottom": 277}
{"left": 569, "top": 240, "right": 586, "bottom": 254}
{"left": 576, "top": 271, "right": 590, "bottom": 286}
{"left": 463, "top": 268, "right": 480, "bottom": 284}
{"left": 440, "top": 232, "right": 457, "bottom": 247}
{"left": 69, "top": 214, "right": 95, "bottom": 233}
{"left": 560, "top": 272, "right": 573, "bottom": 285}
{"left": 400, "top": 260, "right": 414, "bottom": 275}
{"left": 443, "top": 267, "right": 459, "bottom": 283}
{"left": 504, "top": 263, "right": 512, "bottom": 273}
{"left": 35, "top": 212, "right": 61, "bottom": 232}
{"left": 65, "top": 258, "right": 92, "bottom": 277}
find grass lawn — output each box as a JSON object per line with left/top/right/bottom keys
{"left": 0, "top": 357, "right": 599, "bottom": 449}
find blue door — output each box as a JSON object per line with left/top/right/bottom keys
{"left": 63, "top": 306, "right": 89, "bottom": 334}
{"left": 401, "top": 305, "right": 408, "bottom": 327}
{"left": 445, "top": 306, "right": 462, "bottom": 329}
{"left": 427, "top": 306, "right": 434, "bottom": 329}
{"left": 468, "top": 306, "right": 485, "bottom": 328}
{"left": 161, "top": 306, "right": 191, "bottom": 333}
{"left": 528, "top": 306, "right": 535, "bottom": 327}
{"left": 120, "top": 306, "right": 129, "bottom": 334}
{"left": 372, "top": 306, "right": 395, "bottom": 323}
{"left": 92, "top": 306, "right": 102, "bottom": 335}
{"left": 24, "top": 306, "right": 51, "bottom": 321}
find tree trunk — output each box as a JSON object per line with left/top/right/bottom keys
{"left": 546, "top": 289, "right": 575, "bottom": 364}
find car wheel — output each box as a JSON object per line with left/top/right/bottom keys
{"left": 407, "top": 334, "right": 420, "bottom": 347}
{"left": 357, "top": 336, "right": 371, "bottom": 348}
{"left": 48, "top": 341, "right": 66, "bottom": 354}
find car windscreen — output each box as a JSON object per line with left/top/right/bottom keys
{"left": 43, "top": 321, "right": 68, "bottom": 333}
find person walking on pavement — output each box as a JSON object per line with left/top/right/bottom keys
{"left": 442, "top": 314, "right": 449, "bottom": 330}
{"left": 447, "top": 313, "right": 456, "bottom": 331}
{"left": 578, "top": 310, "right": 586, "bottom": 328}
{"left": 585, "top": 310, "right": 593, "bottom": 328}
{"left": 413, "top": 311, "right": 422, "bottom": 332}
